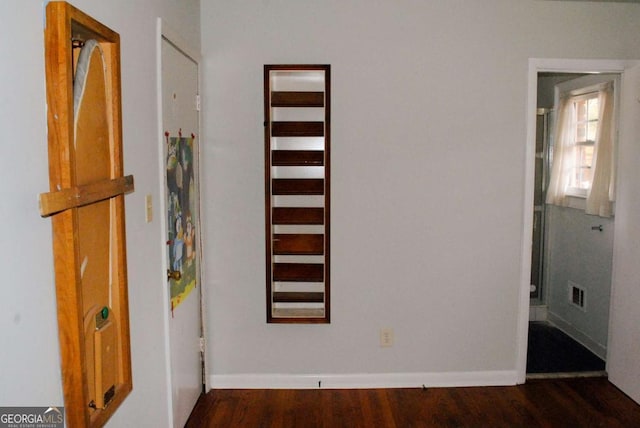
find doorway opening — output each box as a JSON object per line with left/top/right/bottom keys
{"left": 526, "top": 71, "right": 619, "bottom": 378}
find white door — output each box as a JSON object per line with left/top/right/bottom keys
{"left": 607, "top": 62, "right": 640, "bottom": 404}
{"left": 160, "top": 24, "right": 203, "bottom": 427}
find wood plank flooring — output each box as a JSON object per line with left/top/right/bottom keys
{"left": 186, "top": 377, "right": 640, "bottom": 427}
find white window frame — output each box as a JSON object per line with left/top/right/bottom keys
{"left": 553, "top": 74, "right": 619, "bottom": 206}
{"left": 565, "top": 91, "right": 599, "bottom": 198}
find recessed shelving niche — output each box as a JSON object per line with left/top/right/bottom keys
{"left": 264, "top": 65, "right": 331, "bottom": 323}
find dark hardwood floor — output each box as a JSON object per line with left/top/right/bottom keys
{"left": 186, "top": 377, "right": 640, "bottom": 427}
{"left": 527, "top": 321, "right": 606, "bottom": 374}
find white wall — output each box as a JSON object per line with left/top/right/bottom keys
{"left": 201, "top": 0, "right": 640, "bottom": 385}
{"left": 545, "top": 205, "right": 613, "bottom": 358}
{"left": 0, "top": 1, "right": 199, "bottom": 427}
{"left": 0, "top": 0, "right": 62, "bottom": 407}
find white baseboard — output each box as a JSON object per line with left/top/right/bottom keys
{"left": 210, "top": 370, "right": 518, "bottom": 390}
{"left": 529, "top": 305, "right": 548, "bottom": 321}
{"left": 547, "top": 312, "right": 607, "bottom": 360}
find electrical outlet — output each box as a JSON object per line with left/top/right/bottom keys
{"left": 380, "top": 328, "right": 394, "bottom": 348}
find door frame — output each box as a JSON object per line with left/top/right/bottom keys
{"left": 517, "top": 58, "right": 639, "bottom": 383}
{"left": 155, "top": 18, "right": 207, "bottom": 425}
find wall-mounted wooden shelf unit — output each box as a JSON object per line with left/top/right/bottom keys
{"left": 264, "top": 65, "right": 331, "bottom": 323}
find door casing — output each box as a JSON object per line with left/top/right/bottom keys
{"left": 519, "top": 58, "right": 640, "bottom": 389}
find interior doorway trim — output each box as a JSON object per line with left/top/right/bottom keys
{"left": 517, "top": 58, "right": 636, "bottom": 384}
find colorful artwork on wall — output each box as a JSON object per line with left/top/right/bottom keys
{"left": 166, "top": 133, "right": 197, "bottom": 311}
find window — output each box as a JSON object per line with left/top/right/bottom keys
{"left": 567, "top": 93, "right": 599, "bottom": 196}
{"left": 545, "top": 76, "right": 616, "bottom": 217}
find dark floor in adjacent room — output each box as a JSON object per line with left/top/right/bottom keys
{"left": 527, "top": 321, "right": 606, "bottom": 374}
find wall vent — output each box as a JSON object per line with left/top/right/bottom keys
{"left": 568, "top": 281, "right": 587, "bottom": 311}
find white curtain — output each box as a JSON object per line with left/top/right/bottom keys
{"left": 545, "top": 83, "right": 616, "bottom": 217}
{"left": 586, "top": 83, "right": 615, "bottom": 217}
{"left": 545, "top": 95, "right": 575, "bottom": 207}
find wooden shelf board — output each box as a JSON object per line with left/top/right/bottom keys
{"left": 272, "top": 207, "right": 325, "bottom": 225}
{"left": 39, "top": 175, "right": 134, "bottom": 217}
{"left": 272, "top": 150, "right": 324, "bottom": 166}
{"left": 273, "top": 263, "right": 324, "bottom": 282}
{"left": 272, "top": 121, "right": 324, "bottom": 137}
{"left": 271, "top": 91, "right": 324, "bottom": 108}
{"left": 273, "top": 292, "right": 324, "bottom": 303}
{"left": 272, "top": 179, "right": 324, "bottom": 195}
{"left": 273, "top": 233, "right": 324, "bottom": 255}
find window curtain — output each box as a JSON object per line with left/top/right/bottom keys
{"left": 545, "top": 83, "right": 615, "bottom": 217}
{"left": 586, "top": 82, "right": 615, "bottom": 217}
{"left": 545, "top": 95, "right": 575, "bottom": 207}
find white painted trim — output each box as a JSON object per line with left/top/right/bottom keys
{"left": 519, "top": 58, "right": 636, "bottom": 385}
{"left": 529, "top": 305, "right": 548, "bottom": 322}
{"left": 156, "top": 18, "right": 174, "bottom": 428}
{"left": 528, "top": 58, "right": 636, "bottom": 75}
{"left": 210, "top": 371, "right": 518, "bottom": 390}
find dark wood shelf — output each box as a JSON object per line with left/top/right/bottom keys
{"left": 273, "top": 292, "right": 324, "bottom": 303}
{"left": 273, "top": 234, "right": 324, "bottom": 255}
{"left": 272, "top": 207, "right": 324, "bottom": 225}
{"left": 272, "top": 150, "right": 324, "bottom": 166}
{"left": 272, "top": 121, "right": 324, "bottom": 137}
{"left": 271, "top": 91, "right": 324, "bottom": 108}
{"left": 272, "top": 179, "right": 324, "bottom": 195}
{"left": 273, "top": 263, "right": 324, "bottom": 282}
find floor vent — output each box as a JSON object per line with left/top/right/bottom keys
{"left": 568, "top": 281, "right": 586, "bottom": 311}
